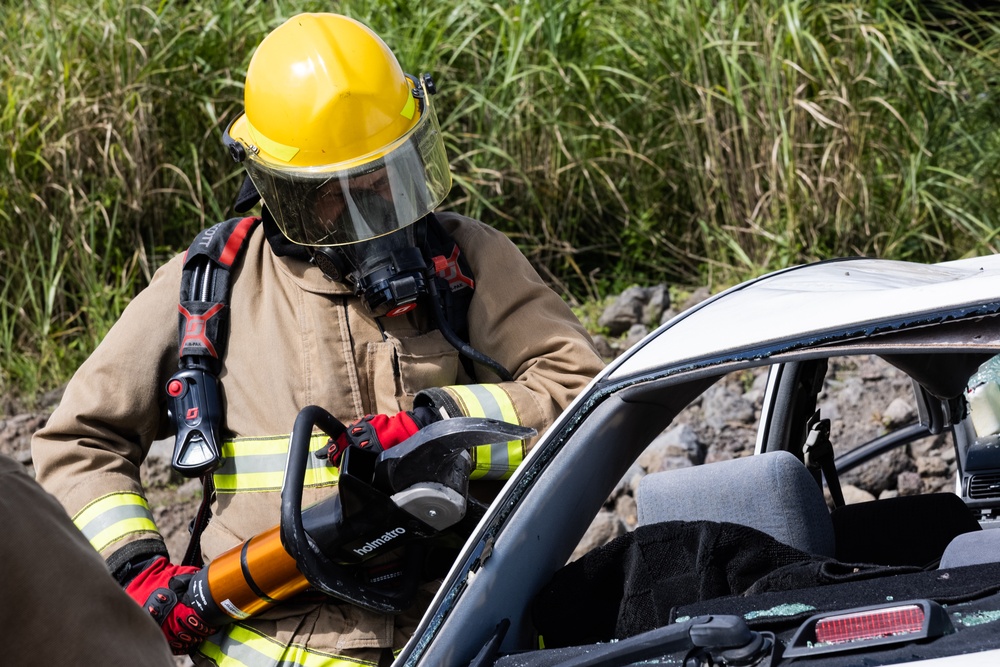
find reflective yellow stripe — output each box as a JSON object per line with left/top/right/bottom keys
{"left": 480, "top": 384, "right": 526, "bottom": 476}
{"left": 447, "top": 384, "right": 525, "bottom": 481}
{"left": 400, "top": 94, "right": 416, "bottom": 120}
{"left": 214, "top": 433, "right": 338, "bottom": 494}
{"left": 197, "top": 623, "right": 376, "bottom": 666}
{"left": 245, "top": 118, "right": 300, "bottom": 163}
{"left": 72, "top": 492, "right": 158, "bottom": 553}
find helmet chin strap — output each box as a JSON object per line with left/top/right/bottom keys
{"left": 311, "top": 218, "right": 430, "bottom": 318}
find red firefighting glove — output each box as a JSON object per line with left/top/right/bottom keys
{"left": 326, "top": 407, "right": 439, "bottom": 466}
{"left": 124, "top": 557, "right": 215, "bottom": 654}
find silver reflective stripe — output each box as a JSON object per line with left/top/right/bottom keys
{"left": 71, "top": 492, "right": 159, "bottom": 553}
{"left": 214, "top": 433, "right": 338, "bottom": 494}
{"left": 216, "top": 451, "right": 290, "bottom": 475}
{"left": 197, "top": 622, "right": 376, "bottom": 666}
{"left": 78, "top": 503, "right": 153, "bottom": 542}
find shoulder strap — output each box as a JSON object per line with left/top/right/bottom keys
{"left": 168, "top": 216, "right": 259, "bottom": 481}
{"left": 177, "top": 216, "right": 261, "bottom": 372}
{"left": 171, "top": 216, "right": 259, "bottom": 565}
{"left": 423, "top": 214, "right": 476, "bottom": 348}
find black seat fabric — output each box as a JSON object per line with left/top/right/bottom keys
{"left": 831, "top": 492, "right": 980, "bottom": 568}
{"left": 532, "top": 519, "right": 916, "bottom": 649}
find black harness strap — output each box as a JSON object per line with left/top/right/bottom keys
{"left": 178, "top": 216, "right": 261, "bottom": 373}
{"left": 169, "top": 216, "right": 260, "bottom": 566}
{"left": 422, "top": 214, "right": 481, "bottom": 380}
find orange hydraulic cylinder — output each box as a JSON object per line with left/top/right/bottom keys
{"left": 203, "top": 524, "right": 311, "bottom": 620}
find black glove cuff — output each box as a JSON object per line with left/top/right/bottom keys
{"left": 409, "top": 405, "right": 442, "bottom": 428}
{"left": 414, "top": 387, "right": 464, "bottom": 420}
{"left": 109, "top": 538, "right": 170, "bottom": 586}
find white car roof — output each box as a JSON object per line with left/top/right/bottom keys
{"left": 610, "top": 254, "right": 1000, "bottom": 381}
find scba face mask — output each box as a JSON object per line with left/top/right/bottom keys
{"left": 311, "top": 219, "right": 430, "bottom": 318}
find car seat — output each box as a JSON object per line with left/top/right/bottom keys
{"left": 831, "top": 493, "right": 981, "bottom": 568}
{"left": 940, "top": 528, "right": 1000, "bottom": 568}
{"left": 636, "top": 450, "right": 836, "bottom": 557}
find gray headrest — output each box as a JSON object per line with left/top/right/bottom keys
{"left": 636, "top": 450, "right": 835, "bottom": 557}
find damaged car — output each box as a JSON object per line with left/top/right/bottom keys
{"left": 395, "top": 254, "right": 1000, "bottom": 666}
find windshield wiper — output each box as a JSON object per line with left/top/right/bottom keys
{"left": 490, "top": 615, "right": 773, "bottom": 667}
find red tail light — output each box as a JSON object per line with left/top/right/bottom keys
{"left": 783, "top": 600, "right": 953, "bottom": 658}
{"left": 815, "top": 604, "right": 925, "bottom": 644}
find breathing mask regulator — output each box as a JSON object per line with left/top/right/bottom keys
{"left": 310, "top": 218, "right": 430, "bottom": 319}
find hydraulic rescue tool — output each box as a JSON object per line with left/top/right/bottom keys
{"left": 185, "top": 406, "right": 534, "bottom": 625}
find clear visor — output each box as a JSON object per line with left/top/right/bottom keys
{"left": 238, "top": 92, "right": 451, "bottom": 246}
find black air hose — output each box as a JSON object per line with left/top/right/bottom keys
{"left": 427, "top": 278, "right": 514, "bottom": 382}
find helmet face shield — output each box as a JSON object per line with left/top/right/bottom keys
{"left": 230, "top": 82, "right": 451, "bottom": 247}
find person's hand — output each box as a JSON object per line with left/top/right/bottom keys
{"left": 124, "top": 557, "right": 215, "bottom": 654}
{"left": 326, "top": 408, "right": 438, "bottom": 465}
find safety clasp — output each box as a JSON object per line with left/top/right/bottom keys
{"left": 166, "top": 368, "right": 224, "bottom": 477}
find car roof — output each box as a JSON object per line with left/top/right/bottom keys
{"left": 609, "top": 255, "right": 1000, "bottom": 383}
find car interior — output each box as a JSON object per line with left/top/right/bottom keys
{"left": 418, "top": 320, "right": 1000, "bottom": 666}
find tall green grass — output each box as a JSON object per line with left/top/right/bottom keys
{"left": 432, "top": 0, "right": 1000, "bottom": 288}
{"left": 644, "top": 0, "right": 1000, "bottom": 282}
{"left": 2, "top": 0, "right": 999, "bottom": 406}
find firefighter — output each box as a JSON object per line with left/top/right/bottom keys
{"left": 0, "top": 454, "right": 174, "bottom": 666}
{"left": 32, "top": 12, "right": 604, "bottom": 665}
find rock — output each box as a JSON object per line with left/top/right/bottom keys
{"left": 598, "top": 286, "right": 649, "bottom": 336}
{"left": 642, "top": 284, "right": 669, "bottom": 327}
{"left": 638, "top": 424, "right": 701, "bottom": 472}
{"left": 622, "top": 323, "right": 649, "bottom": 350}
{"left": 590, "top": 334, "right": 617, "bottom": 361}
{"left": 830, "top": 376, "right": 865, "bottom": 410}
{"left": 883, "top": 398, "right": 915, "bottom": 427}
{"left": 841, "top": 446, "right": 915, "bottom": 497}
{"left": 614, "top": 494, "right": 638, "bottom": 530}
{"left": 570, "top": 510, "right": 627, "bottom": 562}
{"left": 613, "top": 463, "right": 647, "bottom": 498}
{"left": 646, "top": 455, "right": 693, "bottom": 476}
{"left": 704, "top": 436, "right": 758, "bottom": 463}
{"left": 916, "top": 455, "right": 949, "bottom": 479}
{"left": 841, "top": 484, "right": 877, "bottom": 505}
{"left": 680, "top": 287, "right": 711, "bottom": 310}
{"left": 743, "top": 370, "right": 770, "bottom": 406}
{"left": 598, "top": 285, "right": 672, "bottom": 337}
{"left": 140, "top": 455, "right": 184, "bottom": 489}
{"left": 909, "top": 433, "right": 948, "bottom": 459}
{"left": 0, "top": 413, "right": 47, "bottom": 468}
{"left": 897, "top": 471, "right": 923, "bottom": 496}
{"left": 701, "top": 383, "right": 756, "bottom": 430}
{"left": 660, "top": 307, "right": 680, "bottom": 326}
{"left": 922, "top": 474, "right": 955, "bottom": 494}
